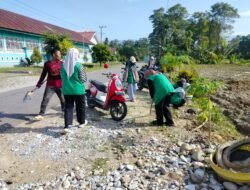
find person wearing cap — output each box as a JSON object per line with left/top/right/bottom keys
{"left": 144, "top": 69, "right": 185, "bottom": 126}
{"left": 124, "top": 56, "right": 139, "bottom": 102}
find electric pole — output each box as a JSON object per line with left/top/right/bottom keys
{"left": 99, "top": 25, "right": 106, "bottom": 43}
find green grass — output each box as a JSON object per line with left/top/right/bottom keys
{"left": 84, "top": 62, "right": 121, "bottom": 73}
{"left": 91, "top": 158, "right": 109, "bottom": 175}
{"left": 0, "top": 66, "right": 43, "bottom": 75}
{"left": 0, "top": 62, "right": 122, "bottom": 75}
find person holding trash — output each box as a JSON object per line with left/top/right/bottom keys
{"left": 35, "top": 48, "right": 65, "bottom": 119}
{"left": 145, "top": 69, "right": 185, "bottom": 127}
{"left": 60, "top": 48, "right": 88, "bottom": 133}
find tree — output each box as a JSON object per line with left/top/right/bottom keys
{"left": 42, "top": 33, "right": 74, "bottom": 57}
{"left": 149, "top": 4, "right": 188, "bottom": 58}
{"left": 30, "top": 47, "right": 42, "bottom": 65}
{"left": 208, "top": 2, "right": 239, "bottom": 53}
{"left": 92, "top": 44, "right": 112, "bottom": 66}
{"left": 232, "top": 35, "right": 250, "bottom": 59}
{"left": 104, "top": 37, "right": 109, "bottom": 45}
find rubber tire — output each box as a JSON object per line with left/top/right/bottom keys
{"left": 110, "top": 101, "right": 127, "bottom": 121}
{"left": 86, "top": 90, "right": 95, "bottom": 109}
{"left": 222, "top": 138, "right": 250, "bottom": 171}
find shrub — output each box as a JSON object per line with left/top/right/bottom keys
{"left": 31, "top": 48, "right": 42, "bottom": 65}
{"left": 83, "top": 63, "right": 94, "bottom": 68}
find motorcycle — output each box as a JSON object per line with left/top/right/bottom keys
{"left": 86, "top": 72, "right": 127, "bottom": 121}
{"left": 137, "top": 64, "right": 161, "bottom": 90}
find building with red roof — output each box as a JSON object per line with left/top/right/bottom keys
{"left": 0, "top": 9, "right": 98, "bottom": 66}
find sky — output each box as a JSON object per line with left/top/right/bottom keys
{"left": 1, "top": 0, "right": 250, "bottom": 40}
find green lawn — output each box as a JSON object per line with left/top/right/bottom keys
{"left": 0, "top": 62, "right": 122, "bottom": 75}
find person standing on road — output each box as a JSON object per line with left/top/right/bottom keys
{"left": 145, "top": 69, "right": 185, "bottom": 126}
{"left": 124, "top": 56, "right": 139, "bottom": 102}
{"left": 148, "top": 56, "right": 156, "bottom": 69}
{"left": 60, "top": 48, "right": 88, "bottom": 133}
{"left": 36, "top": 48, "right": 65, "bottom": 118}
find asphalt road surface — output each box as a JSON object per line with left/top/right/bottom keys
{"left": 0, "top": 66, "right": 127, "bottom": 129}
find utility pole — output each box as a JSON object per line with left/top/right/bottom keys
{"left": 99, "top": 25, "right": 106, "bottom": 43}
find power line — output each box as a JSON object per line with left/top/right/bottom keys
{"left": 6, "top": 0, "right": 83, "bottom": 30}
{"left": 99, "top": 25, "right": 106, "bottom": 43}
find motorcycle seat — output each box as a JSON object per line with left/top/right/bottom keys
{"left": 90, "top": 80, "right": 107, "bottom": 93}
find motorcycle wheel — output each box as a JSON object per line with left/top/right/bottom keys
{"left": 110, "top": 100, "right": 127, "bottom": 121}
{"left": 86, "top": 90, "right": 95, "bottom": 108}
{"left": 137, "top": 77, "right": 144, "bottom": 91}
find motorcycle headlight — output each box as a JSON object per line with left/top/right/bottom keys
{"left": 115, "top": 79, "right": 123, "bottom": 90}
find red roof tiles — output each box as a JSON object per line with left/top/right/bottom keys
{"left": 0, "top": 9, "right": 94, "bottom": 45}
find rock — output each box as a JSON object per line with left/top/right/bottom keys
{"left": 114, "top": 180, "right": 122, "bottom": 188}
{"left": 119, "top": 165, "right": 125, "bottom": 170}
{"left": 121, "top": 175, "right": 131, "bottom": 185}
{"left": 180, "top": 155, "right": 189, "bottom": 163}
{"left": 191, "top": 173, "right": 202, "bottom": 184}
{"left": 238, "top": 185, "right": 250, "bottom": 190}
{"left": 177, "top": 141, "right": 183, "bottom": 147}
{"left": 181, "top": 143, "right": 192, "bottom": 152}
{"left": 135, "top": 159, "right": 143, "bottom": 168}
{"left": 65, "top": 149, "right": 72, "bottom": 154}
{"left": 194, "top": 169, "right": 205, "bottom": 180}
{"left": 191, "top": 169, "right": 205, "bottom": 184}
{"left": 192, "top": 161, "right": 205, "bottom": 168}
{"left": 126, "top": 164, "right": 134, "bottom": 171}
{"left": 145, "top": 173, "right": 155, "bottom": 180}
{"left": 223, "top": 182, "right": 238, "bottom": 190}
{"left": 75, "top": 171, "right": 84, "bottom": 180}
{"left": 209, "top": 184, "right": 223, "bottom": 190}
{"left": 37, "top": 187, "right": 44, "bottom": 190}
{"left": 63, "top": 180, "right": 71, "bottom": 189}
{"left": 73, "top": 166, "right": 80, "bottom": 171}
{"left": 157, "top": 167, "right": 167, "bottom": 175}
{"left": 129, "top": 181, "right": 139, "bottom": 189}
{"left": 185, "top": 184, "right": 196, "bottom": 190}
{"left": 192, "top": 150, "right": 204, "bottom": 161}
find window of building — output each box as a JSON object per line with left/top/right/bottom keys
{"left": 0, "top": 36, "right": 4, "bottom": 50}
{"left": 26, "top": 39, "right": 39, "bottom": 50}
{"left": 6, "top": 37, "right": 23, "bottom": 51}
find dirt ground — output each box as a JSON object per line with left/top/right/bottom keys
{"left": 0, "top": 64, "right": 249, "bottom": 189}
{"left": 196, "top": 64, "right": 250, "bottom": 135}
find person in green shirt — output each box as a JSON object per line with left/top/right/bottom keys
{"left": 124, "top": 56, "right": 139, "bottom": 102}
{"left": 61, "top": 48, "right": 88, "bottom": 133}
{"left": 145, "top": 69, "right": 185, "bottom": 126}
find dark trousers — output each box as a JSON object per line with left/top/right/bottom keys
{"left": 40, "top": 86, "right": 65, "bottom": 114}
{"left": 155, "top": 95, "right": 174, "bottom": 125}
{"left": 64, "top": 95, "right": 86, "bottom": 128}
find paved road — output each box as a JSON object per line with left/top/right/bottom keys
{"left": 0, "top": 66, "right": 125, "bottom": 129}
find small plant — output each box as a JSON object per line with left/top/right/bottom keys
{"left": 91, "top": 158, "right": 109, "bottom": 175}
{"left": 178, "top": 66, "right": 198, "bottom": 82}
{"left": 189, "top": 77, "right": 224, "bottom": 143}
{"left": 30, "top": 47, "right": 42, "bottom": 65}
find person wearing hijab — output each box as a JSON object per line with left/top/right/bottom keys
{"left": 124, "top": 56, "right": 139, "bottom": 102}
{"left": 61, "top": 48, "right": 87, "bottom": 132}
{"left": 145, "top": 69, "right": 185, "bottom": 126}
{"left": 148, "top": 56, "right": 156, "bottom": 69}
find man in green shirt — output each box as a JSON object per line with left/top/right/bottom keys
{"left": 145, "top": 69, "right": 185, "bottom": 126}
